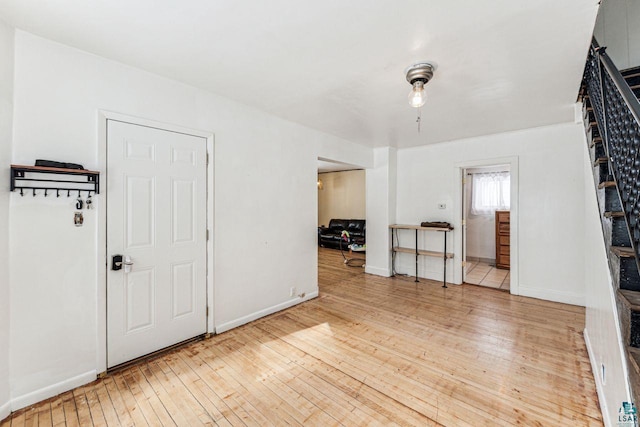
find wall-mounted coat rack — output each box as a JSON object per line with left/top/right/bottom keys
{"left": 10, "top": 164, "right": 100, "bottom": 196}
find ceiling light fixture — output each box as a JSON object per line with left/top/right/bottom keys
{"left": 405, "top": 62, "right": 436, "bottom": 132}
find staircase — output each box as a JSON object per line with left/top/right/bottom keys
{"left": 582, "top": 40, "right": 640, "bottom": 402}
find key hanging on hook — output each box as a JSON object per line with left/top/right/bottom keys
{"left": 76, "top": 196, "right": 83, "bottom": 210}
{"left": 85, "top": 193, "right": 93, "bottom": 210}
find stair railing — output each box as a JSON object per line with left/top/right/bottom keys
{"left": 584, "top": 38, "right": 640, "bottom": 271}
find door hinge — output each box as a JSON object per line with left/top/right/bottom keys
{"left": 206, "top": 152, "right": 210, "bottom": 165}
{"left": 206, "top": 306, "right": 209, "bottom": 316}
{"left": 462, "top": 260, "right": 466, "bottom": 267}
{"left": 463, "top": 177, "right": 467, "bottom": 185}
{"left": 206, "top": 229, "right": 210, "bottom": 241}
{"left": 462, "top": 219, "right": 466, "bottom": 226}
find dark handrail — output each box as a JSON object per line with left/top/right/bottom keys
{"left": 595, "top": 41, "right": 640, "bottom": 126}
{"left": 585, "top": 37, "right": 640, "bottom": 272}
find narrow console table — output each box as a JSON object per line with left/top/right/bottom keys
{"left": 390, "top": 224, "right": 454, "bottom": 287}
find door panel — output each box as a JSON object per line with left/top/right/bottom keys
{"left": 107, "top": 120, "right": 207, "bottom": 368}
{"left": 127, "top": 176, "right": 155, "bottom": 248}
{"left": 172, "top": 261, "right": 196, "bottom": 318}
{"left": 172, "top": 179, "right": 196, "bottom": 244}
{"left": 126, "top": 268, "right": 155, "bottom": 333}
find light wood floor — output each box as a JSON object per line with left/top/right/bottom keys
{"left": 2, "top": 247, "right": 602, "bottom": 426}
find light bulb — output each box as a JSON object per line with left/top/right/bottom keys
{"left": 408, "top": 81, "right": 426, "bottom": 108}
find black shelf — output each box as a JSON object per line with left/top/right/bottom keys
{"left": 10, "top": 164, "right": 100, "bottom": 196}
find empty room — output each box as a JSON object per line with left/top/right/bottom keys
{"left": 0, "top": 1, "right": 638, "bottom": 425}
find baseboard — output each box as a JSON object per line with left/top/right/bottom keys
{"left": 518, "top": 284, "right": 585, "bottom": 307}
{"left": 11, "top": 370, "right": 97, "bottom": 412}
{"left": 364, "top": 265, "right": 391, "bottom": 277}
{"left": 584, "top": 328, "right": 612, "bottom": 427}
{"left": 0, "top": 400, "right": 10, "bottom": 422}
{"left": 215, "top": 290, "right": 319, "bottom": 334}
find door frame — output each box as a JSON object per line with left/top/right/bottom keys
{"left": 453, "top": 156, "right": 519, "bottom": 295}
{"left": 96, "top": 111, "right": 215, "bottom": 375}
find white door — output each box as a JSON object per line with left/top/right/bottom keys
{"left": 107, "top": 120, "right": 207, "bottom": 368}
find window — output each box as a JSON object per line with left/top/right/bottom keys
{"left": 471, "top": 171, "right": 510, "bottom": 215}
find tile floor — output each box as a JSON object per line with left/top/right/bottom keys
{"left": 465, "top": 260, "right": 510, "bottom": 290}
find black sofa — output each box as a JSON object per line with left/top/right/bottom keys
{"left": 318, "top": 219, "right": 365, "bottom": 248}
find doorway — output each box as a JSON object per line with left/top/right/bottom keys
{"left": 462, "top": 165, "right": 511, "bottom": 290}
{"left": 316, "top": 158, "right": 367, "bottom": 284}
{"left": 105, "top": 119, "right": 209, "bottom": 368}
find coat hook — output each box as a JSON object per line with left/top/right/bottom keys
{"left": 78, "top": 190, "right": 81, "bottom": 197}
{"left": 20, "top": 188, "right": 24, "bottom": 197}
{"left": 44, "top": 189, "right": 48, "bottom": 197}
{"left": 32, "top": 189, "right": 36, "bottom": 197}
{"left": 67, "top": 190, "right": 71, "bottom": 197}
{"left": 56, "top": 189, "right": 60, "bottom": 198}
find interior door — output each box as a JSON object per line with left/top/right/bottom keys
{"left": 107, "top": 120, "right": 207, "bottom": 368}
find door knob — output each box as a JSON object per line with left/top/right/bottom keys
{"left": 123, "top": 255, "right": 133, "bottom": 273}
{"left": 112, "top": 255, "right": 134, "bottom": 272}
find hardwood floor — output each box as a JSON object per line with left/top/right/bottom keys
{"left": 2, "top": 247, "right": 602, "bottom": 426}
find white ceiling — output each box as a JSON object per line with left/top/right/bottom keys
{"left": 0, "top": 0, "right": 599, "bottom": 148}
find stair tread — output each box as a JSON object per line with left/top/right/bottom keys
{"left": 589, "top": 137, "right": 603, "bottom": 149}
{"left": 611, "top": 246, "right": 636, "bottom": 257}
{"left": 620, "top": 289, "right": 640, "bottom": 310}
{"left": 622, "top": 66, "right": 640, "bottom": 77}
{"left": 598, "top": 181, "right": 616, "bottom": 189}
{"left": 604, "top": 211, "right": 625, "bottom": 218}
{"left": 593, "top": 157, "right": 609, "bottom": 166}
{"left": 628, "top": 347, "right": 640, "bottom": 373}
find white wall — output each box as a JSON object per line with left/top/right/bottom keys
{"left": 0, "top": 19, "right": 14, "bottom": 422}
{"left": 317, "top": 170, "right": 365, "bottom": 227}
{"left": 593, "top": 0, "right": 640, "bottom": 69}
{"left": 365, "top": 147, "right": 397, "bottom": 277}
{"left": 465, "top": 198, "right": 496, "bottom": 261}
{"left": 8, "top": 30, "right": 372, "bottom": 408}
{"left": 465, "top": 178, "right": 493, "bottom": 260}
{"left": 390, "top": 122, "right": 586, "bottom": 306}
{"left": 582, "top": 137, "right": 631, "bottom": 426}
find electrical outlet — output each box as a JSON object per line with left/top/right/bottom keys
{"left": 290, "top": 287, "right": 296, "bottom": 297}
{"left": 438, "top": 203, "right": 446, "bottom": 209}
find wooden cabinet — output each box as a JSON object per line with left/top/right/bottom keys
{"left": 495, "top": 210, "right": 510, "bottom": 269}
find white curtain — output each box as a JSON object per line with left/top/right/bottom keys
{"left": 471, "top": 171, "right": 510, "bottom": 215}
